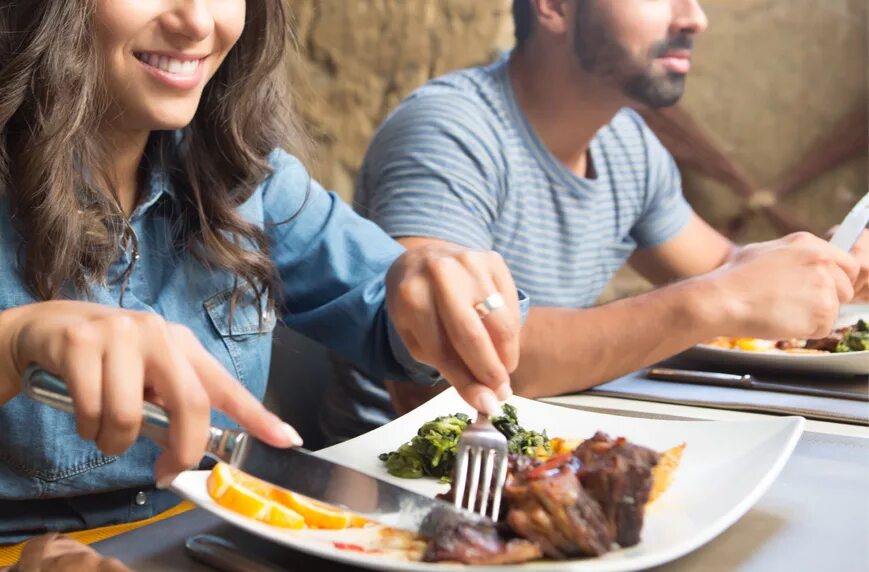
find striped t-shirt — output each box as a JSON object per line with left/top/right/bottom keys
{"left": 320, "top": 55, "right": 693, "bottom": 444}
{"left": 354, "top": 55, "right": 693, "bottom": 307}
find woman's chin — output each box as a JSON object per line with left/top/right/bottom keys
{"left": 143, "top": 106, "right": 199, "bottom": 132}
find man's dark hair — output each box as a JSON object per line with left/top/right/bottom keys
{"left": 513, "top": 0, "right": 534, "bottom": 50}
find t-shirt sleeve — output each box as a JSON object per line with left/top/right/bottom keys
{"left": 629, "top": 116, "right": 694, "bottom": 249}
{"left": 354, "top": 93, "right": 503, "bottom": 249}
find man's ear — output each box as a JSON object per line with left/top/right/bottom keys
{"left": 531, "top": 0, "right": 571, "bottom": 38}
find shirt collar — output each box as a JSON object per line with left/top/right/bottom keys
{"left": 130, "top": 131, "right": 180, "bottom": 219}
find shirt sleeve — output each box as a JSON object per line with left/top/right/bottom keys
{"left": 261, "top": 149, "right": 429, "bottom": 383}
{"left": 354, "top": 93, "right": 504, "bottom": 250}
{"left": 628, "top": 114, "right": 694, "bottom": 249}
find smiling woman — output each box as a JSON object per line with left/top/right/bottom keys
{"left": 0, "top": 0, "right": 525, "bottom": 566}
{"left": 95, "top": 0, "right": 245, "bottom": 129}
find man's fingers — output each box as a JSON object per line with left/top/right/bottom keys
{"left": 819, "top": 243, "right": 859, "bottom": 284}
{"left": 178, "top": 327, "right": 302, "bottom": 448}
{"left": 829, "top": 265, "right": 855, "bottom": 304}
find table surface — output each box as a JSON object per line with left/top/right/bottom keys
{"left": 92, "top": 397, "right": 869, "bottom": 572}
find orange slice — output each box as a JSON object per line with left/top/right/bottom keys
{"left": 271, "top": 489, "right": 353, "bottom": 529}
{"left": 207, "top": 463, "right": 305, "bottom": 529}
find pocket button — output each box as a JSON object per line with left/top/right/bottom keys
{"left": 134, "top": 491, "right": 148, "bottom": 506}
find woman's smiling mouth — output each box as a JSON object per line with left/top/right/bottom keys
{"left": 134, "top": 51, "right": 206, "bottom": 89}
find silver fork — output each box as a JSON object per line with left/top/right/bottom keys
{"left": 453, "top": 413, "right": 509, "bottom": 521}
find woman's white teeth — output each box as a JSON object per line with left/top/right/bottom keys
{"left": 139, "top": 53, "right": 199, "bottom": 76}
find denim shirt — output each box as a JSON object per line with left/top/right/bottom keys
{"left": 0, "top": 147, "right": 439, "bottom": 541}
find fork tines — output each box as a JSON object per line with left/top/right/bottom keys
{"left": 453, "top": 415, "right": 509, "bottom": 521}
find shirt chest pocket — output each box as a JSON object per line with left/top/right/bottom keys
{"left": 204, "top": 287, "right": 277, "bottom": 399}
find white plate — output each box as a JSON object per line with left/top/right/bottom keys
{"left": 172, "top": 390, "right": 804, "bottom": 571}
{"left": 684, "top": 306, "right": 869, "bottom": 377}
{"left": 683, "top": 344, "right": 868, "bottom": 376}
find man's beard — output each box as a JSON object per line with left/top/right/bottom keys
{"left": 572, "top": 4, "right": 692, "bottom": 108}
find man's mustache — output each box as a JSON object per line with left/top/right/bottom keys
{"left": 650, "top": 35, "right": 694, "bottom": 57}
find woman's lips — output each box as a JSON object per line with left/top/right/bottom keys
{"left": 134, "top": 52, "right": 206, "bottom": 90}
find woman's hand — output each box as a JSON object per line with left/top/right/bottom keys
{"left": 0, "top": 301, "right": 301, "bottom": 487}
{"left": 4, "top": 533, "right": 130, "bottom": 572}
{"left": 386, "top": 243, "right": 521, "bottom": 415}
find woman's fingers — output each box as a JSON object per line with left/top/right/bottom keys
{"left": 58, "top": 324, "right": 105, "bottom": 442}
{"left": 174, "top": 324, "right": 302, "bottom": 448}
{"left": 428, "top": 256, "right": 510, "bottom": 394}
{"left": 387, "top": 245, "right": 523, "bottom": 414}
{"left": 141, "top": 317, "right": 210, "bottom": 483}
{"left": 434, "top": 347, "right": 505, "bottom": 415}
{"left": 96, "top": 316, "right": 144, "bottom": 456}
{"left": 461, "top": 250, "right": 521, "bottom": 372}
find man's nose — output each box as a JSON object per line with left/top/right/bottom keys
{"left": 672, "top": 0, "right": 709, "bottom": 35}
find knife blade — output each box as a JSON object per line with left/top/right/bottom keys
{"left": 829, "top": 191, "right": 869, "bottom": 252}
{"left": 21, "top": 365, "right": 485, "bottom": 537}
{"left": 647, "top": 367, "right": 869, "bottom": 402}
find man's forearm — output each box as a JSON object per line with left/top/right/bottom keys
{"left": 511, "top": 278, "right": 725, "bottom": 397}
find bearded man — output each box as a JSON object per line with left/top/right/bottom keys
{"left": 320, "top": 0, "right": 869, "bottom": 443}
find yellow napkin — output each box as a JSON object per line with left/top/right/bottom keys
{"left": 0, "top": 501, "right": 194, "bottom": 566}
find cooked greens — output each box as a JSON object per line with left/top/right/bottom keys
{"left": 379, "top": 405, "right": 550, "bottom": 481}
{"left": 378, "top": 413, "right": 471, "bottom": 480}
{"left": 836, "top": 319, "right": 868, "bottom": 353}
{"left": 492, "top": 404, "right": 552, "bottom": 458}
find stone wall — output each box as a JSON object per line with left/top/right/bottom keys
{"left": 287, "top": 0, "right": 513, "bottom": 201}
{"left": 286, "top": 0, "right": 867, "bottom": 297}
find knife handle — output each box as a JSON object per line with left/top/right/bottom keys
{"left": 22, "top": 364, "right": 244, "bottom": 464}
{"left": 648, "top": 367, "right": 752, "bottom": 387}
{"left": 185, "top": 535, "right": 289, "bottom": 572}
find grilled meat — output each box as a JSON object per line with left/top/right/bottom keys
{"left": 425, "top": 434, "right": 661, "bottom": 564}
{"left": 505, "top": 457, "right": 613, "bottom": 558}
{"left": 573, "top": 432, "right": 659, "bottom": 547}
{"left": 422, "top": 520, "right": 543, "bottom": 565}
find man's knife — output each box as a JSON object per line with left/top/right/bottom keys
{"left": 21, "top": 365, "right": 484, "bottom": 537}
{"left": 829, "top": 191, "right": 869, "bottom": 252}
{"left": 647, "top": 367, "right": 869, "bottom": 402}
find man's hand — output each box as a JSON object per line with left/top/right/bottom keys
{"left": 849, "top": 229, "right": 869, "bottom": 301}
{"left": 6, "top": 533, "right": 131, "bottom": 572}
{"left": 706, "top": 232, "right": 859, "bottom": 340}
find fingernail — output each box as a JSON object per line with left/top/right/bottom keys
{"left": 479, "top": 392, "right": 501, "bottom": 416}
{"left": 156, "top": 473, "right": 179, "bottom": 490}
{"left": 496, "top": 383, "right": 513, "bottom": 402}
{"left": 280, "top": 422, "right": 304, "bottom": 447}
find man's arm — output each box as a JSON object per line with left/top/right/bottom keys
{"left": 389, "top": 233, "right": 858, "bottom": 403}
{"left": 628, "top": 214, "right": 736, "bottom": 285}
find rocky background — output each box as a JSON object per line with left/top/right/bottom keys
{"left": 285, "top": 0, "right": 868, "bottom": 297}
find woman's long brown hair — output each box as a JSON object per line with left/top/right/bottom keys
{"left": 0, "top": 0, "right": 307, "bottom": 316}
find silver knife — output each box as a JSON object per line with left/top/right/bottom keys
{"left": 185, "top": 535, "right": 289, "bottom": 572}
{"left": 829, "top": 190, "right": 869, "bottom": 251}
{"left": 647, "top": 367, "right": 869, "bottom": 402}
{"left": 21, "top": 365, "right": 485, "bottom": 537}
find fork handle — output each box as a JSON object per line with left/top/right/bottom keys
{"left": 22, "top": 364, "right": 244, "bottom": 464}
